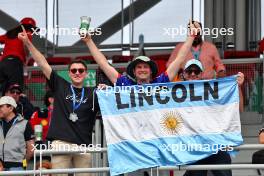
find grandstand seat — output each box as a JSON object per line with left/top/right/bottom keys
{"left": 75, "top": 56, "right": 96, "bottom": 64}
{"left": 224, "top": 51, "right": 259, "bottom": 59}
{"left": 149, "top": 54, "right": 170, "bottom": 75}
{"left": 27, "top": 57, "right": 72, "bottom": 66}
{"left": 111, "top": 55, "right": 133, "bottom": 63}
{"left": 46, "top": 57, "right": 72, "bottom": 65}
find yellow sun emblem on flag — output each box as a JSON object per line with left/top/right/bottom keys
{"left": 160, "top": 111, "right": 183, "bottom": 135}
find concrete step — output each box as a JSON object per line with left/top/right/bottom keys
{"left": 240, "top": 112, "right": 263, "bottom": 125}
{"left": 241, "top": 124, "right": 262, "bottom": 137}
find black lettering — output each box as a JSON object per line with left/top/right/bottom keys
{"left": 115, "top": 93, "right": 129, "bottom": 109}
{"left": 155, "top": 91, "right": 170, "bottom": 104}
{"left": 171, "top": 84, "right": 187, "bottom": 102}
{"left": 204, "top": 82, "right": 219, "bottom": 100}
{"left": 189, "top": 84, "right": 202, "bottom": 101}
{"left": 161, "top": 86, "right": 169, "bottom": 91}
{"left": 138, "top": 91, "right": 153, "bottom": 106}
{"left": 130, "top": 88, "right": 136, "bottom": 107}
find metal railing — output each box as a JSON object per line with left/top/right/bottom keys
{"left": 1, "top": 144, "right": 264, "bottom": 175}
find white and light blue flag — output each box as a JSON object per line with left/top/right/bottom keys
{"left": 96, "top": 75, "right": 243, "bottom": 176}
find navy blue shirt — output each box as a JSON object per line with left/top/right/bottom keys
{"left": 116, "top": 72, "right": 170, "bottom": 86}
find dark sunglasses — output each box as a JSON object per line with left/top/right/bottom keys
{"left": 70, "top": 68, "right": 86, "bottom": 74}
{"left": 10, "top": 90, "right": 21, "bottom": 94}
{"left": 186, "top": 69, "right": 201, "bottom": 75}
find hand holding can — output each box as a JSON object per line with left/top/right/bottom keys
{"left": 80, "top": 16, "right": 91, "bottom": 37}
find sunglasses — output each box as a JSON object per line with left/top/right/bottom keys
{"left": 186, "top": 69, "right": 201, "bottom": 75}
{"left": 70, "top": 68, "right": 86, "bottom": 74}
{"left": 10, "top": 90, "right": 21, "bottom": 94}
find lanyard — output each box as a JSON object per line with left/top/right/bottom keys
{"left": 70, "top": 85, "right": 85, "bottom": 113}
{"left": 191, "top": 47, "right": 201, "bottom": 60}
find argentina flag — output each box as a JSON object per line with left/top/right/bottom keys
{"left": 96, "top": 75, "right": 243, "bottom": 176}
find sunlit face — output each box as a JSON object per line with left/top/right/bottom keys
{"left": 183, "top": 65, "right": 202, "bottom": 80}
{"left": 0, "top": 104, "right": 13, "bottom": 119}
{"left": 68, "top": 63, "right": 87, "bottom": 86}
{"left": 133, "top": 63, "right": 152, "bottom": 82}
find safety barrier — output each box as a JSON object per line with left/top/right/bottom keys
{"left": 1, "top": 144, "right": 264, "bottom": 175}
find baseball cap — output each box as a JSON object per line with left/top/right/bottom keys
{"left": 20, "top": 17, "right": 39, "bottom": 32}
{"left": 20, "top": 17, "right": 36, "bottom": 27}
{"left": 0, "top": 96, "right": 17, "bottom": 108}
{"left": 184, "top": 59, "right": 204, "bottom": 71}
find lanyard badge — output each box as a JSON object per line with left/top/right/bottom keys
{"left": 69, "top": 85, "right": 85, "bottom": 122}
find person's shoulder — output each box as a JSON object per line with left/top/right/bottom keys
{"left": 17, "top": 114, "right": 28, "bottom": 123}
{"left": 116, "top": 74, "right": 129, "bottom": 82}
{"left": 116, "top": 75, "right": 135, "bottom": 86}
{"left": 202, "top": 41, "right": 217, "bottom": 48}
{"left": 153, "top": 72, "right": 170, "bottom": 83}
{"left": 51, "top": 70, "right": 70, "bottom": 84}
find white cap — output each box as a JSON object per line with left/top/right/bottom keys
{"left": 184, "top": 59, "right": 204, "bottom": 71}
{"left": 0, "top": 96, "right": 17, "bottom": 108}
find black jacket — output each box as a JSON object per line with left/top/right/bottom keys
{"left": 17, "top": 96, "right": 35, "bottom": 120}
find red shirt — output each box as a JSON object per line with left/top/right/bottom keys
{"left": 0, "top": 33, "right": 32, "bottom": 63}
{"left": 29, "top": 107, "right": 53, "bottom": 141}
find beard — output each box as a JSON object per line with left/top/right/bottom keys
{"left": 192, "top": 35, "right": 203, "bottom": 47}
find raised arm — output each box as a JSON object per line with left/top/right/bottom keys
{"left": 18, "top": 26, "right": 52, "bottom": 80}
{"left": 82, "top": 35, "right": 119, "bottom": 84}
{"left": 166, "top": 20, "right": 198, "bottom": 81}
{"left": 237, "top": 72, "right": 244, "bottom": 112}
{"left": 166, "top": 36, "right": 194, "bottom": 81}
